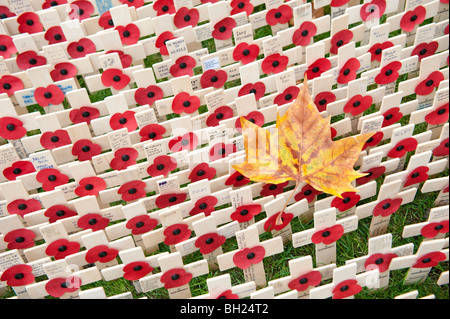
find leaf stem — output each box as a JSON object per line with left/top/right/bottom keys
{"left": 275, "top": 181, "right": 300, "bottom": 225}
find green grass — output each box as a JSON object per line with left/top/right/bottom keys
{"left": 1, "top": 1, "right": 448, "bottom": 300}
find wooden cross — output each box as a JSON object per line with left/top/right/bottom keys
{"left": 402, "top": 206, "right": 449, "bottom": 241}
{"left": 389, "top": 238, "right": 448, "bottom": 285}
{"left": 309, "top": 262, "right": 380, "bottom": 299}
{"left": 410, "top": 94, "right": 449, "bottom": 140}
{"left": 268, "top": 255, "right": 336, "bottom": 299}
{"left": 250, "top": 285, "right": 298, "bottom": 299}
{"left": 217, "top": 225, "right": 284, "bottom": 288}
{"left": 191, "top": 273, "right": 256, "bottom": 299}
{"left": 355, "top": 179, "right": 418, "bottom": 237}
{"left": 292, "top": 207, "right": 358, "bottom": 266}
{"left": 345, "top": 233, "right": 414, "bottom": 288}
{"left": 79, "top": 286, "right": 133, "bottom": 299}
{"left": 138, "top": 251, "right": 209, "bottom": 299}
{"left": 437, "top": 270, "right": 449, "bottom": 286}
{"left": 421, "top": 176, "right": 449, "bottom": 207}
{"left": 25, "top": 259, "right": 102, "bottom": 299}
{"left": 395, "top": 290, "right": 435, "bottom": 299}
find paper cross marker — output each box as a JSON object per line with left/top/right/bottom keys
{"left": 421, "top": 176, "right": 449, "bottom": 207}
{"left": 402, "top": 206, "right": 449, "bottom": 241}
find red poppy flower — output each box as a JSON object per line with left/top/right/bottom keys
{"left": 109, "top": 110, "right": 137, "bottom": 132}
{"left": 373, "top": 198, "right": 403, "bottom": 217}
{"left": 163, "top": 224, "right": 191, "bottom": 245}
{"left": 0, "top": 5, "right": 16, "bottom": 19}
{"left": 110, "top": 147, "right": 138, "bottom": 171}
{"left": 368, "top": 41, "right": 394, "bottom": 62}
{"left": 266, "top": 4, "right": 293, "bottom": 26}
{"left": 411, "top": 42, "right": 438, "bottom": 61}
{"left": 404, "top": 166, "right": 429, "bottom": 187}
{"left": 7, "top": 199, "right": 41, "bottom": 218}
{"left": 188, "top": 163, "right": 216, "bottom": 182}
{"left": 433, "top": 138, "right": 449, "bottom": 157}
{"left": 173, "top": 7, "right": 199, "bottom": 29}
{"left": 420, "top": 220, "right": 449, "bottom": 239}
{"left": 45, "top": 276, "right": 82, "bottom": 297}
{"left": 343, "top": 94, "right": 373, "bottom": 116}
{"left": 332, "top": 279, "right": 362, "bottom": 299}
{"left": 85, "top": 244, "right": 119, "bottom": 264}
{"left": 153, "top": 0, "right": 176, "bottom": 16}
{"left": 375, "top": 61, "right": 402, "bottom": 85}
{"left": 17, "top": 12, "right": 43, "bottom": 34}
{"left": 195, "top": 232, "right": 226, "bottom": 254}
{"left": 119, "top": 0, "right": 144, "bottom": 7}
{"left": 189, "top": 196, "right": 218, "bottom": 217}
{"left": 101, "top": 68, "right": 130, "bottom": 90}
{"left": 139, "top": 123, "right": 166, "bottom": 142}
{"left": 200, "top": 69, "right": 228, "bottom": 89}
{"left": 125, "top": 215, "right": 158, "bottom": 235}
{"left": 330, "top": 30, "right": 353, "bottom": 55}
{"left": 0, "top": 75, "right": 23, "bottom": 97}
{"left": 212, "top": 17, "right": 236, "bottom": 40}
{"left": 337, "top": 58, "right": 360, "bottom": 84}
{"left": 216, "top": 290, "right": 239, "bottom": 299}
{"left": 69, "top": 0, "right": 95, "bottom": 21}
{"left": 160, "top": 268, "right": 192, "bottom": 289}
{"left": 40, "top": 129, "right": 71, "bottom": 151}
{"left": 233, "top": 246, "right": 265, "bottom": 269}
{"left": 360, "top": 0, "right": 386, "bottom": 21}
{"left": 261, "top": 53, "right": 289, "bottom": 75}
{"left": 98, "top": 11, "right": 114, "bottom": 29}
{"left": 238, "top": 82, "right": 266, "bottom": 101}
{"left": 400, "top": 5, "right": 426, "bottom": 32}
{"left": 387, "top": 137, "right": 418, "bottom": 158}
{"left": 106, "top": 50, "right": 132, "bottom": 68}
{"left": 115, "top": 23, "right": 140, "bottom": 46}
{"left": 0, "top": 35, "right": 16, "bottom": 59}
{"left": 415, "top": 71, "right": 444, "bottom": 96}
{"left": 225, "top": 171, "right": 251, "bottom": 187}
{"left": 16, "top": 50, "right": 47, "bottom": 70}
{"left": 155, "top": 193, "right": 187, "bottom": 209}
{"left": 305, "top": 58, "right": 331, "bottom": 81}
{"left": 135, "top": 85, "right": 164, "bottom": 107}
{"left": 311, "top": 224, "right": 344, "bottom": 245}
{"left": 293, "top": 21, "right": 317, "bottom": 46}
{"left": 45, "top": 238, "right": 80, "bottom": 260}
{"left": 76, "top": 213, "right": 110, "bottom": 232}
{"left": 261, "top": 181, "right": 289, "bottom": 197}
{"left": 209, "top": 143, "right": 236, "bottom": 161}
{"left": 206, "top": 106, "right": 234, "bottom": 127}
{"left": 233, "top": 42, "right": 260, "bottom": 65}
{"left": 4, "top": 229, "right": 36, "bottom": 250}
{"left": 330, "top": 0, "right": 351, "bottom": 6}
{"left": 44, "top": 26, "right": 67, "bottom": 44}
{"left": 3, "top": 161, "right": 35, "bottom": 181}
{"left": 356, "top": 166, "right": 385, "bottom": 185}
{"left": 71, "top": 139, "right": 102, "bottom": 161}
{"left": 0, "top": 264, "right": 34, "bottom": 287}
{"left": 235, "top": 111, "right": 265, "bottom": 132}
{"left": 264, "top": 211, "right": 293, "bottom": 232}
{"left": 168, "top": 132, "right": 198, "bottom": 152}
{"left": 382, "top": 107, "right": 403, "bottom": 128}
{"left": 364, "top": 253, "right": 397, "bottom": 273}
{"left": 147, "top": 155, "right": 177, "bottom": 177}
{"left": 170, "top": 55, "right": 196, "bottom": 77}
{"left": 123, "top": 261, "right": 153, "bottom": 281}
{"left": 230, "top": 0, "right": 253, "bottom": 16}
{"left": 288, "top": 270, "right": 322, "bottom": 292}
{"left": 314, "top": 91, "right": 335, "bottom": 112}
{"left": 230, "top": 204, "right": 262, "bottom": 223}
{"left": 294, "top": 184, "right": 322, "bottom": 203}
{"left": 69, "top": 106, "right": 100, "bottom": 125}
{"left": 425, "top": 103, "right": 449, "bottom": 125}
{"left": 412, "top": 251, "right": 447, "bottom": 268}
{"left": 44, "top": 204, "right": 77, "bottom": 223}
{"left": 331, "top": 192, "right": 361, "bottom": 212}
{"left": 172, "top": 92, "right": 201, "bottom": 114}
{"left": 34, "top": 85, "right": 65, "bottom": 107}
{"left": 67, "top": 38, "right": 96, "bottom": 59}
{"left": 74, "top": 176, "right": 107, "bottom": 197}
{"left": 118, "top": 180, "right": 146, "bottom": 202}
{"left": 50, "top": 62, "right": 77, "bottom": 82}
{"left": 155, "top": 31, "right": 175, "bottom": 56}
{"left": 274, "top": 86, "right": 300, "bottom": 106}
{"left": 362, "top": 131, "right": 384, "bottom": 151}
{"left": 0, "top": 117, "right": 26, "bottom": 140}
{"left": 36, "top": 168, "right": 69, "bottom": 191}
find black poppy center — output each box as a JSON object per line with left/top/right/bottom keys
{"left": 184, "top": 15, "right": 191, "bottom": 22}
{"left": 88, "top": 218, "right": 97, "bottom": 225}
{"left": 422, "top": 258, "right": 431, "bottom": 264}
{"left": 437, "top": 109, "right": 446, "bottom": 115}
{"left": 54, "top": 34, "right": 62, "bottom": 41}
{"left": 435, "top": 225, "right": 444, "bottom": 231}
{"left": 0, "top": 45, "right": 6, "bottom": 52}
{"left": 14, "top": 273, "right": 24, "bottom": 280}
{"left": 82, "top": 111, "right": 91, "bottom": 118}
{"left": 312, "top": 66, "right": 320, "bottom": 73}
{"left": 2, "top": 83, "right": 10, "bottom": 90}
{"left": 147, "top": 91, "right": 155, "bottom": 98}
{"left": 156, "top": 164, "right": 165, "bottom": 171}
{"left": 301, "top": 30, "right": 309, "bottom": 37}
{"left": 382, "top": 203, "right": 391, "bottom": 210}
{"left": 385, "top": 114, "right": 393, "bottom": 120}
{"left": 211, "top": 76, "right": 218, "bottom": 83}
{"left": 247, "top": 252, "right": 255, "bottom": 259}
{"left": 98, "top": 251, "right": 108, "bottom": 258}
{"left": 121, "top": 155, "right": 130, "bottom": 161}
{"left": 419, "top": 49, "right": 427, "bottom": 56}
{"left": 15, "top": 237, "right": 25, "bottom": 243}
{"left": 196, "top": 170, "right": 205, "bottom": 176}
{"left": 353, "top": 101, "right": 361, "bottom": 107}
{"left": 274, "top": 12, "right": 282, "bottom": 19}
{"left": 342, "top": 197, "right": 351, "bottom": 204}
{"left": 248, "top": 118, "right": 255, "bottom": 123}
{"left": 269, "top": 184, "right": 278, "bottom": 190}
{"left": 411, "top": 172, "right": 420, "bottom": 178}
{"left": 425, "top": 80, "right": 434, "bottom": 87}
{"left": 216, "top": 112, "right": 224, "bottom": 120}
{"left": 199, "top": 203, "right": 208, "bottom": 210}
{"left": 179, "top": 62, "right": 187, "bottom": 69}
{"left": 48, "top": 175, "right": 57, "bottom": 182}
{"left": 148, "top": 132, "right": 157, "bottom": 139}
{"left": 81, "top": 145, "right": 91, "bottom": 152}
{"left": 238, "top": 2, "right": 245, "bottom": 9}
{"left": 410, "top": 15, "right": 417, "bottom": 22}
{"left": 343, "top": 69, "right": 350, "bottom": 76}
{"left": 385, "top": 69, "right": 393, "bottom": 76}
{"left": 76, "top": 45, "right": 84, "bottom": 52}
{"left": 366, "top": 137, "right": 374, "bottom": 143}
{"left": 236, "top": 175, "right": 244, "bottom": 181}
{"left": 181, "top": 139, "right": 190, "bottom": 146}
{"left": 18, "top": 204, "right": 27, "bottom": 210}
{"left": 169, "top": 196, "right": 178, "bottom": 203}
{"left": 162, "top": 5, "right": 169, "bottom": 12}
{"left": 304, "top": 190, "right": 312, "bottom": 196}
{"left": 299, "top": 278, "right": 308, "bottom": 284}
{"left": 322, "top": 231, "right": 331, "bottom": 237}
{"left": 172, "top": 228, "right": 181, "bottom": 235}
{"left": 6, "top": 124, "right": 16, "bottom": 131}
{"left": 375, "top": 258, "right": 384, "bottom": 265}
{"left": 285, "top": 94, "right": 293, "bottom": 101}
{"left": 13, "top": 168, "right": 22, "bottom": 175}
{"left": 123, "top": 31, "right": 130, "bottom": 38}
{"left": 84, "top": 184, "right": 94, "bottom": 190}
{"left": 396, "top": 145, "right": 404, "bottom": 151}
{"left": 128, "top": 188, "right": 137, "bottom": 194}
{"left": 108, "top": 19, "right": 114, "bottom": 26}
{"left": 26, "top": 19, "right": 34, "bottom": 26}
{"left": 77, "top": 9, "right": 84, "bottom": 16}
{"left": 183, "top": 101, "right": 191, "bottom": 107}
{"left": 340, "top": 285, "right": 349, "bottom": 292}
{"left": 318, "top": 99, "right": 327, "bottom": 105}
{"left": 58, "top": 245, "right": 67, "bottom": 252}
{"left": 56, "top": 210, "right": 66, "bottom": 217}
{"left": 336, "top": 40, "right": 344, "bottom": 47}
{"left": 113, "top": 75, "right": 121, "bottom": 82}
{"left": 171, "top": 274, "right": 180, "bottom": 280}
{"left": 50, "top": 136, "right": 59, "bottom": 142}
{"left": 29, "top": 58, "right": 37, "bottom": 65}
{"left": 375, "top": 48, "right": 382, "bottom": 55}
{"left": 135, "top": 221, "right": 144, "bottom": 228}
{"left": 133, "top": 265, "right": 142, "bottom": 271}
{"left": 0, "top": 13, "right": 8, "bottom": 19}
{"left": 240, "top": 209, "right": 249, "bottom": 216}
{"left": 242, "top": 49, "right": 250, "bottom": 56}
{"left": 44, "top": 92, "right": 52, "bottom": 99}
{"left": 272, "top": 61, "right": 280, "bottom": 68}
{"left": 205, "top": 238, "right": 214, "bottom": 245}
{"left": 60, "top": 69, "right": 68, "bottom": 75}
{"left": 119, "top": 117, "right": 127, "bottom": 124}
{"left": 219, "top": 26, "right": 226, "bottom": 33}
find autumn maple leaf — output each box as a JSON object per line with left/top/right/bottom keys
{"left": 232, "top": 79, "right": 374, "bottom": 223}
